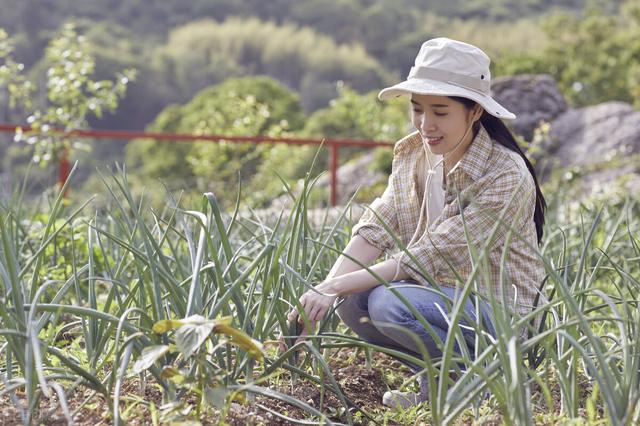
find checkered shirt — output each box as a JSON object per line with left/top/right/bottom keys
{"left": 352, "top": 125, "right": 545, "bottom": 321}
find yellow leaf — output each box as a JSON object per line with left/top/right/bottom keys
{"left": 160, "top": 366, "right": 186, "bottom": 385}
{"left": 152, "top": 319, "right": 184, "bottom": 334}
{"left": 160, "top": 366, "right": 180, "bottom": 379}
{"left": 213, "top": 323, "right": 265, "bottom": 361}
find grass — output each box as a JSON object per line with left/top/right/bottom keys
{"left": 1, "top": 162, "right": 639, "bottom": 425}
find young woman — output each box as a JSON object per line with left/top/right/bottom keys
{"left": 286, "top": 37, "right": 546, "bottom": 408}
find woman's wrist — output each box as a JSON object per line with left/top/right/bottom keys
{"left": 318, "top": 277, "right": 342, "bottom": 297}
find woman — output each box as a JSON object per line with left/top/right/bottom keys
{"left": 286, "top": 37, "right": 546, "bottom": 408}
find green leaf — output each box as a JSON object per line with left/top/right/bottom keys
{"left": 204, "top": 387, "right": 230, "bottom": 409}
{"left": 175, "top": 315, "right": 215, "bottom": 358}
{"left": 132, "top": 345, "right": 169, "bottom": 374}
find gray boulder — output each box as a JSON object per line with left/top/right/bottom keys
{"left": 492, "top": 74, "right": 568, "bottom": 140}
{"left": 548, "top": 101, "right": 640, "bottom": 169}
{"left": 314, "top": 151, "right": 386, "bottom": 205}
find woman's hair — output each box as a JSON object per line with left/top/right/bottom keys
{"left": 450, "top": 96, "right": 547, "bottom": 244}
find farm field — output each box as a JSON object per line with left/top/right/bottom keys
{"left": 1, "top": 167, "right": 639, "bottom": 425}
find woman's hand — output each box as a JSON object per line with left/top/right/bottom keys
{"left": 279, "top": 280, "right": 339, "bottom": 351}
{"left": 289, "top": 280, "right": 339, "bottom": 324}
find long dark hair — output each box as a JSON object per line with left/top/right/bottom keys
{"left": 451, "top": 96, "right": 546, "bottom": 244}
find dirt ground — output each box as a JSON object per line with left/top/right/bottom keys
{"left": 0, "top": 348, "right": 412, "bottom": 425}
{"left": 0, "top": 346, "right": 599, "bottom": 425}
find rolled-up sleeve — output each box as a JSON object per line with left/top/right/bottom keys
{"left": 392, "top": 170, "right": 533, "bottom": 286}
{"left": 351, "top": 173, "right": 399, "bottom": 252}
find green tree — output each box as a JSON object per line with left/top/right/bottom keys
{"left": 125, "top": 76, "right": 305, "bottom": 206}
{"left": 303, "top": 83, "right": 409, "bottom": 177}
{"left": 0, "top": 27, "right": 33, "bottom": 111}
{"left": 254, "top": 85, "right": 409, "bottom": 204}
{"left": 12, "top": 23, "right": 134, "bottom": 166}
{"left": 495, "top": 4, "right": 640, "bottom": 107}
{"left": 155, "top": 17, "right": 392, "bottom": 111}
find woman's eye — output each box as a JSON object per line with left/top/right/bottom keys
{"left": 412, "top": 108, "right": 423, "bottom": 114}
{"left": 434, "top": 112, "right": 448, "bottom": 117}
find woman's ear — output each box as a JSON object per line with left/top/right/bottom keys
{"left": 473, "top": 106, "right": 483, "bottom": 122}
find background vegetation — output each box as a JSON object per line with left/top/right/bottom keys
{"left": 1, "top": 0, "right": 638, "bottom": 208}
{"left": 1, "top": 1, "right": 640, "bottom": 425}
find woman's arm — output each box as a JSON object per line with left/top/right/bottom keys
{"left": 324, "top": 234, "right": 383, "bottom": 280}
{"left": 291, "top": 255, "right": 410, "bottom": 324}
{"left": 281, "top": 235, "right": 390, "bottom": 347}
{"left": 325, "top": 257, "right": 409, "bottom": 297}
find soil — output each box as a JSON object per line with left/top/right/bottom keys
{"left": 0, "top": 348, "right": 410, "bottom": 425}
{"left": 0, "top": 348, "right": 599, "bottom": 425}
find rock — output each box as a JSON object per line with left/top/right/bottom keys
{"left": 492, "top": 74, "right": 568, "bottom": 140}
{"left": 548, "top": 101, "right": 640, "bottom": 169}
{"left": 575, "top": 164, "right": 640, "bottom": 203}
{"left": 314, "top": 151, "right": 386, "bottom": 205}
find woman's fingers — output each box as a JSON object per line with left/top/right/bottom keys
{"left": 303, "top": 293, "right": 321, "bottom": 322}
{"left": 298, "top": 293, "right": 311, "bottom": 322}
{"left": 287, "top": 307, "right": 299, "bottom": 323}
{"left": 277, "top": 332, "right": 287, "bottom": 353}
{"left": 294, "top": 321, "right": 315, "bottom": 345}
{"left": 290, "top": 289, "right": 334, "bottom": 324}
{"left": 314, "top": 305, "right": 329, "bottom": 323}
{"left": 309, "top": 303, "right": 326, "bottom": 323}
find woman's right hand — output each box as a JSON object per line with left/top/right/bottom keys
{"left": 277, "top": 319, "right": 315, "bottom": 353}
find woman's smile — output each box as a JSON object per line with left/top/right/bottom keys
{"left": 424, "top": 135, "right": 443, "bottom": 146}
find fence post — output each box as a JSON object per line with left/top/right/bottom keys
{"left": 330, "top": 143, "right": 339, "bottom": 206}
{"left": 58, "top": 148, "right": 70, "bottom": 195}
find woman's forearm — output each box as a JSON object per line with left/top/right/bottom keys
{"left": 325, "top": 235, "right": 383, "bottom": 280}
{"left": 322, "top": 257, "right": 410, "bottom": 296}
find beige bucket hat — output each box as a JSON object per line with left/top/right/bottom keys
{"left": 379, "top": 37, "right": 516, "bottom": 120}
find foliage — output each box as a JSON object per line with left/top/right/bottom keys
{"left": 156, "top": 17, "right": 391, "bottom": 111}
{"left": 2, "top": 158, "right": 640, "bottom": 424}
{"left": 0, "top": 0, "right": 617, "bottom": 55}
{"left": 125, "top": 81, "right": 414, "bottom": 208}
{"left": 258, "top": 84, "right": 407, "bottom": 190}
{"left": 0, "top": 28, "right": 33, "bottom": 111}
{"left": 75, "top": 19, "right": 175, "bottom": 131}
{"left": 5, "top": 2, "right": 632, "bottom": 201}
{"left": 0, "top": 165, "right": 359, "bottom": 424}
{"left": 134, "top": 315, "right": 264, "bottom": 418}
{"left": 125, "top": 76, "right": 305, "bottom": 207}
{"left": 495, "top": 4, "right": 640, "bottom": 107}
{"left": 283, "top": 84, "right": 408, "bottom": 179}
{"left": 9, "top": 23, "right": 134, "bottom": 166}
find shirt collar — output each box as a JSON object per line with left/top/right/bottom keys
{"left": 394, "top": 131, "right": 422, "bottom": 155}
{"left": 447, "top": 124, "right": 492, "bottom": 183}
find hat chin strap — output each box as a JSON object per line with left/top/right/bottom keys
{"left": 391, "top": 118, "right": 476, "bottom": 282}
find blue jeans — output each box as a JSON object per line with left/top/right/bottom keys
{"left": 336, "top": 280, "right": 496, "bottom": 362}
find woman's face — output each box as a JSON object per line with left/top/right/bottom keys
{"left": 410, "top": 94, "right": 480, "bottom": 160}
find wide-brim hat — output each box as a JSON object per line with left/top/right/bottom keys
{"left": 379, "top": 37, "right": 515, "bottom": 120}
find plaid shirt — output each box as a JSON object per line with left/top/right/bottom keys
{"left": 353, "top": 125, "right": 545, "bottom": 320}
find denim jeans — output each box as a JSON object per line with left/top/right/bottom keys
{"left": 336, "top": 280, "right": 496, "bottom": 363}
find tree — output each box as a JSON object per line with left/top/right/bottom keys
{"left": 253, "top": 85, "right": 409, "bottom": 204}
{"left": 15, "top": 23, "right": 134, "bottom": 164}
{"left": 125, "top": 76, "right": 305, "bottom": 206}
{"left": 495, "top": 4, "right": 640, "bottom": 107}
{"left": 2, "top": 23, "right": 134, "bottom": 190}
{"left": 155, "top": 17, "right": 392, "bottom": 111}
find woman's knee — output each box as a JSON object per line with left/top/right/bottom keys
{"left": 336, "top": 292, "right": 369, "bottom": 329}
{"left": 368, "top": 285, "right": 412, "bottom": 325}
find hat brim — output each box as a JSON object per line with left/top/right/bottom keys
{"left": 378, "top": 79, "right": 516, "bottom": 120}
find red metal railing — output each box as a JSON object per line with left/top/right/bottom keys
{"left": 0, "top": 124, "right": 392, "bottom": 205}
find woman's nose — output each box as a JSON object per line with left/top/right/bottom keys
{"left": 419, "top": 116, "right": 435, "bottom": 132}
